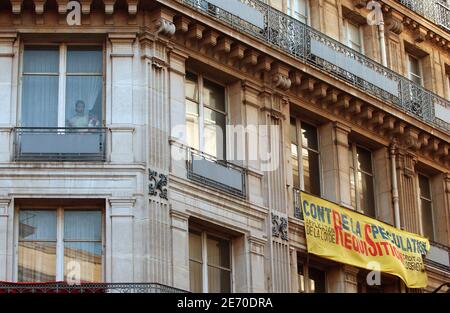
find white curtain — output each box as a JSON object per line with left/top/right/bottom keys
{"left": 21, "top": 47, "right": 59, "bottom": 127}
{"left": 65, "top": 47, "right": 103, "bottom": 127}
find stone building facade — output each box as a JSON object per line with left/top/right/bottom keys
{"left": 0, "top": 0, "right": 449, "bottom": 292}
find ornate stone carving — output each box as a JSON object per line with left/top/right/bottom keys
{"left": 272, "top": 73, "right": 291, "bottom": 91}
{"left": 272, "top": 213, "right": 288, "bottom": 241}
{"left": 149, "top": 169, "right": 168, "bottom": 200}
{"left": 155, "top": 18, "right": 176, "bottom": 38}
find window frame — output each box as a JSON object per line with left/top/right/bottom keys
{"left": 417, "top": 173, "right": 435, "bottom": 241}
{"left": 349, "top": 143, "right": 376, "bottom": 217}
{"left": 18, "top": 42, "right": 106, "bottom": 128}
{"left": 188, "top": 227, "right": 233, "bottom": 293}
{"left": 14, "top": 207, "right": 105, "bottom": 283}
{"left": 344, "top": 18, "right": 364, "bottom": 54}
{"left": 407, "top": 53, "right": 423, "bottom": 86}
{"left": 297, "top": 257, "right": 327, "bottom": 293}
{"left": 291, "top": 117, "right": 322, "bottom": 197}
{"left": 185, "top": 71, "right": 228, "bottom": 160}
{"left": 286, "top": 0, "right": 310, "bottom": 25}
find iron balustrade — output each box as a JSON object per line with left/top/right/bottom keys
{"left": 0, "top": 282, "right": 187, "bottom": 293}
{"left": 186, "top": 147, "right": 247, "bottom": 198}
{"left": 179, "top": 0, "right": 450, "bottom": 132}
{"left": 396, "top": 0, "right": 450, "bottom": 31}
{"left": 426, "top": 240, "right": 450, "bottom": 271}
{"left": 14, "top": 127, "right": 107, "bottom": 162}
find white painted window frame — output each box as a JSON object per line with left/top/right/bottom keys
{"left": 343, "top": 18, "right": 364, "bottom": 54}
{"left": 188, "top": 228, "right": 232, "bottom": 293}
{"left": 407, "top": 53, "right": 423, "bottom": 86}
{"left": 417, "top": 173, "right": 436, "bottom": 240}
{"left": 14, "top": 207, "right": 105, "bottom": 282}
{"left": 286, "top": 0, "right": 310, "bottom": 25}
{"left": 185, "top": 71, "right": 228, "bottom": 160}
{"left": 349, "top": 143, "right": 376, "bottom": 216}
{"left": 18, "top": 43, "right": 105, "bottom": 128}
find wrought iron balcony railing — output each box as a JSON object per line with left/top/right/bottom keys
{"left": 179, "top": 0, "right": 450, "bottom": 133}
{"left": 426, "top": 240, "right": 450, "bottom": 271}
{"left": 396, "top": 0, "right": 450, "bottom": 31}
{"left": 187, "top": 147, "right": 247, "bottom": 198}
{"left": 14, "top": 127, "right": 107, "bottom": 162}
{"left": 0, "top": 282, "right": 187, "bottom": 293}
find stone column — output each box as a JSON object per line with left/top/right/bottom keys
{"left": 248, "top": 237, "right": 266, "bottom": 292}
{"left": 170, "top": 210, "right": 189, "bottom": 291}
{"left": 441, "top": 174, "right": 450, "bottom": 244}
{"left": 108, "top": 33, "right": 136, "bottom": 163}
{"left": 289, "top": 248, "right": 299, "bottom": 293}
{"left": 0, "top": 198, "right": 11, "bottom": 281}
{"left": 319, "top": 121, "right": 351, "bottom": 207}
{"left": 108, "top": 198, "right": 135, "bottom": 282}
{"left": 0, "top": 33, "right": 17, "bottom": 162}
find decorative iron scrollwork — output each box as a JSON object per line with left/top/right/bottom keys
{"left": 272, "top": 213, "right": 288, "bottom": 241}
{"left": 149, "top": 169, "right": 168, "bottom": 200}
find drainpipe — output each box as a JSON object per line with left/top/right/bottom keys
{"left": 378, "top": 20, "right": 388, "bottom": 67}
{"left": 390, "top": 141, "right": 401, "bottom": 229}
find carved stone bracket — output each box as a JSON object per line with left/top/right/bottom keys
{"left": 272, "top": 213, "right": 288, "bottom": 241}
{"left": 149, "top": 169, "right": 168, "bottom": 200}
{"left": 155, "top": 18, "right": 176, "bottom": 38}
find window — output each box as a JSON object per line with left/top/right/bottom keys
{"left": 185, "top": 72, "right": 227, "bottom": 160}
{"left": 407, "top": 54, "right": 423, "bottom": 86}
{"left": 349, "top": 144, "right": 375, "bottom": 217}
{"left": 18, "top": 209, "right": 103, "bottom": 282}
{"left": 291, "top": 118, "right": 321, "bottom": 196}
{"left": 418, "top": 174, "right": 435, "bottom": 241}
{"left": 287, "top": 0, "right": 309, "bottom": 24}
{"left": 297, "top": 259, "right": 327, "bottom": 293}
{"left": 344, "top": 19, "right": 363, "bottom": 53}
{"left": 21, "top": 45, "right": 103, "bottom": 128}
{"left": 189, "top": 229, "right": 231, "bottom": 293}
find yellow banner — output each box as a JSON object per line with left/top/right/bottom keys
{"left": 300, "top": 192, "right": 430, "bottom": 288}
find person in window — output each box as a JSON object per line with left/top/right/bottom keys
{"left": 67, "top": 100, "right": 89, "bottom": 127}
{"left": 88, "top": 110, "right": 100, "bottom": 127}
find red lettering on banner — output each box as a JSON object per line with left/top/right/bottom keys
{"left": 365, "top": 224, "right": 378, "bottom": 256}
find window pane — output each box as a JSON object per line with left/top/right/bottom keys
{"left": 356, "top": 147, "right": 372, "bottom": 173}
{"left": 208, "top": 266, "right": 230, "bottom": 293}
{"left": 189, "top": 260, "right": 203, "bottom": 292}
{"left": 21, "top": 76, "right": 59, "bottom": 127}
{"left": 308, "top": 267, "right": 326, "bottom": 293}
{"left": 185, "top": 72, "right": 198, "bottom": 102}
{"left": 65, "top": 76, "right": 102, "bottom": 127}
{"left": 18, "top": 242, "right": 56, "bottom": 282}
{"left": 360, "top": 172, "right": 375, "bottom": 217}
{"left": 207, "top": 236, "right": 230, "bottom": 269}
{"left": 23, "top": 47, "right": 59, "bottom": 73}
{"left": 349, "top": 147, "right": 357, "bottom": 208}
{"left": 19, "top": 210, "right": 57, "bottom": 241}
{"left": 418, "top": 175, "right": 431, "bottom": 199}
{"left": 203, "top": 79, "right": 225, "bottom": 112}
{"left": 64, "top": 211, "right": 102, "bottom": 241}
{"left": 301, "top": 123, "right": 318, "bottom": 150}
{"left": 347, "top": 22, "right": 361, "bottom": 52}
{"left": 67, "top": 47, "right": 102, "bottom": 73}
{"left": 204, "top": 108, "right": 226, "bottom": 160}
{"left": 64, "top": 242, "right": 102, "bottom": 282}
{"left": 409, "top": 56, "right": 420, "bottom": 77}
{"left": 189, "top": 231, "right": 202, "bottom": 262}
{"left": 186, "top": 99, "right": 200, "bottom": 150}
{"left": 297, "top": 261, "right": 305, "bottom": 293}
{"left": 302, "top": 148, "right": 320, "bottom": 196}
{"left": 421, "top": 199, "right": 434, "bottom": 240}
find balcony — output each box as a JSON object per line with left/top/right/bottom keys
{"left": 426, "top": 241, "right": 450, "bottom": 271}
{"left": 14, "top": 128, "right": 107, "bottom": 162}
{"left": 187, "top": 148, "right": 247, "bottom": 198}
{"left": 179, "top": 0, "right": 450, "bottom": 132}
{"left": 396, "top": 0, "right": 450, "bottom": 31}
{"left": 0, "top": 282, "right": 187, "bottom": 293}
